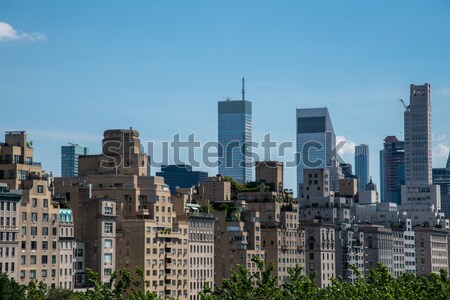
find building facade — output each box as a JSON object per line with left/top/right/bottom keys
{"left": 218, "top": 99, "right": 252, "bottom": 182}
{"left": 355, "top": 144, "right": 369, "bottom": 191}
{"left": 296, "top": 108, "right": 339, "bottom": 195}
{"left": 61, "top": 144, "right": 88, "bottom": 177}
{"left": 404, "top": 83, "right": 432, "bottom": 186}
{"left": 380, "top": 136, "right": 405, "bottom": 204}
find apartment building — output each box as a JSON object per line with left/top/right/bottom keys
{"left": 0, "top": 183, "right": 21, "bottom": 280}
{"left": 58, "top": 208, "right": 75, "bottom": 289}
{"left": 359, "top": 224, "right": 393, "bottom": 275}
{"left": 301, "top": 219, "right": 335, "bottom": 288}
{"left": 0, "top": 131, "right": 74, "bottom": 288}
{"left": 54, "top": 129, "right": 194, "bottom": 298}
{"left": 415, "top": 226, "right": 448, "bottom": 275}
{"left": 213, "top": 202, "right": 264, "bottom": 285}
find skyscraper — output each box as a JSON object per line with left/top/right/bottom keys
{"left": 404, "top": 83, "right": 432, "bottom": 186}
{"left": 380, "top": 136, "right": 405, "bottom": 204}
{"left": 61, "top": 143, "right": 89, "bottom": 177}
{"left": 296, "top": 107, "right": 339, "bottom": 194}
{"left": 355, "top": 144, "right": 370, "bottom": 191}
{"left": 218, "top": 82, "right": 252, "bottom": 182}
{"left": 400, "top": 83, "right": 445, "bottom": 226}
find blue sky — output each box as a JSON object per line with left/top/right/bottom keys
{"left": 1, "top": 1, "right": 449, "bottom": 193}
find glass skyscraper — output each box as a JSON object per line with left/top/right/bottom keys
{"left": 355, "top": 144, "right": 369, "bottom": 191}
{"left": 156, "top": 164, "right": 208, "bottom": 194}
{"left": 61, "top": 144, "right": 89, "bottom": 177}
{"left": 296, "top": 107, "right": 338, "bottom": 194}
{"left": 218, "top": 99, "right": 252, "bottom": 182}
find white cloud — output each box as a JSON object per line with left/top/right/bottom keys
{"left": 433, "top": 143, "right": 450, "bottom": 167}
{"left": 0, "top": 21, "right": 46, "bottom": 42}
{"left": 336, "top": 135, "right": 356, "bottom": 156}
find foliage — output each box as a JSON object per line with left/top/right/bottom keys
{"left": 0, "top": 268, "right": 158, "bottom": 300}
{"left": 200, "top": 258, "right": 450, "bottom": 300}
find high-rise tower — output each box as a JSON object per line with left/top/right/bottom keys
{"left": 355, "top": 144, "right": 370, "bottom": 191}
{"left": 218, "top": 79, "right": 252, "bottom": 182}
{"left": 296, "top": 107, "right": 339, "bottom": 194}
{"left": 404, "top": 83, "right": 432, "bottom": 186}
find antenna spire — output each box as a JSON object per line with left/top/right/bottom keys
{"left": 241, "top": 77, "right": 245, "bottom": 100}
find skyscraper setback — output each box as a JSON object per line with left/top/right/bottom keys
{"left": 355, "top": 144, "right": 369, "bottom": 191}
{"left": 218, "top": 85, "right": 252, "bottom": 182}
{"left": 404, "top": 83, "right": 432, "bottom": 186}
{"left": 296, "top": 107, "right": 339, "bottom": 194}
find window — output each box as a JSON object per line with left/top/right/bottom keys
{"left": 20, "top": 256, "right": 26, "bottom": 265}
{"left": 37, "top": 185, "right": 44, "bottom": 193}
{"left": 21, "top": 226, "right": 26, "bottom": 236}
{"left": 43, "top": 199, "right": 48, "bottom": 208}
{"left": 104, "top": 253, "right": 112, "bottom": 263}
{"left": 31, "top": 227, "right": 37, "bottom": 235}
{"left": 104, "top": 239, "right": 113, "bottom": 248}
{"left": 31, "top": 241, "right": 37, "bottom": 250}
{"left": 104, "top": 207, "right": 113, "bottom": 215}
{"left": 30, "top": 270, "right": 36, "bottom": 279}
{"left": 104, "top": 223, "right": 113, "bottom": 234}
{"left": 42, "top": 241, "right": 48, "bottom": 250}
{"left": 42, "top": 270, "right": 47, "bottom": 278}
{"left": 30, "top": 255, "right": 37, "bottom": 264}
{"left": 43, "top": 213, "right": 49, "bottom": 222}
{"left": 32, "top": 198, "right": 38, "bottom": 207}
{"left": 76, "top": 249, "right": 83, "bottom": 257}
{"left": 42, "top": 227, "right": 49, "bottom": 236}
{"left": 104, "top": 268, "right": 112, "bottom": 276}
{"left": 31, "top": 213, "right": 37, "bottom": 222}
{"left": 21, "top": 212, "right": 27, "bottom": 222}
{"left": 52, "top": 228, "right": 57, "bottom": 236}
{"left": 18, "top": 170, "right": 28, "bottom": 181}
{"left": 52, "top": 255, "right": 56, "bottom": 264}
{"left": 41, "top": 255, "right": 48, "bottom": 264}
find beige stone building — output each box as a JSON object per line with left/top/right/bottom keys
{"left": 0, "top": 183, "right": 21, "bottom": 280}
{"left": 54, "top": 129, "right": 194, "bottom": 298}
{"left": 0, "top": 131, "right": 42, "bottom": 190}
{"left": 414, "top": 226, "right": 448, "bottom": 275}
{"left": 173, "top": 192, "right": 214, "bottom": 300}
{"left": 359, "top": 224, "right": 393, "bottom": 275}
{"left": 199, "top": 175, "right": 231, "bottom": 202}
{"left": 213, "top": 202, "right": 264, "bottom": 285}
{"left": 255, "top": 161, "right": 284, "bottom": 194}
{"left": 1, "top": 131, "right": 74, "bottom": 289}
{"left": 301, "top": 219, "right": 335, "bottom": 288}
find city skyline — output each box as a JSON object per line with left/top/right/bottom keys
{"left": 1, "top": 1, "right": 450, "bottom": 194}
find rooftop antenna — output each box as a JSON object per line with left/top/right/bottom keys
{"left": 241, "top": 77, "right": 245, "bottom": 100}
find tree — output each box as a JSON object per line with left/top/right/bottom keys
{"left": 0, "top": 272, "right": 26, "bottom": 300}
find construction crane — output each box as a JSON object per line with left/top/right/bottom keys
{"left": 398, "top": 98, "right": 409, "bottom": 111}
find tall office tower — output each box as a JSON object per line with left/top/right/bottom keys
{"left": 404, "top": 83, "right": 432, "bottom": 186}
{"left": 296, "top": 107, "right": 338, "bottom": 195}
{"left": 218, "top": 82, "right": 252, "bottom": 182}
{"left": 380, "top": 136, "right": 405, "bottom": 204}
{"left": 355, "top": 144, "right": 370, "bottom": 191}
{"left": 400, "top": 84, "right": 446, "bottom": 227}
{"left": 61, "top": 144, "right": 89, "bottom": 177}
